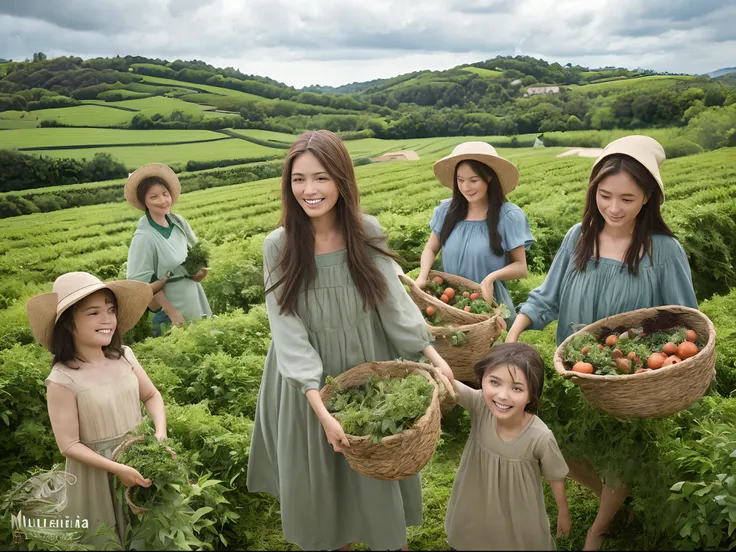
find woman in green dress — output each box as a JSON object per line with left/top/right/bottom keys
{"left": 125, "top": 164, "right": 211, "bottom": 336}
{"left": 246, "top": 130, "right": 453, "bottom": 551}
{"left": 505, "top": 135, "right": 698, "bottom": 550}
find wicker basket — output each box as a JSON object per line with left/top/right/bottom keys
{"left": 422, "top": 364, "right": 458, "bottom": 414}
{"left": 112, "top": 435, "right": 177, "bottom": 515}
{"left": 553, "top": 306, "right": 717, "bottom": 419}
{"left": 400, "top": 273, "right": 507, "bottom": 385}
{"left": 319, "top": 361, "right": 441, "bottom": 481}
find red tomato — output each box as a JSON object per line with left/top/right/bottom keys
{"left": 426, "top": 306, "right": 436, "bottom": 317}
{"left": 677, "top": 341, "right": 699, "bottom": 359}
{"left": 439, "top": 294, "right": 449, "bottom": 303}
{"left": 572, "top": 362, "right": 594, "bottom": 374}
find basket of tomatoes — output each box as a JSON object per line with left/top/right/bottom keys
{"left": 399, "top": 271, "right": 506, "bottom": 385}
{"left": 553, "top": 306, "right": 716, "bottom": 418}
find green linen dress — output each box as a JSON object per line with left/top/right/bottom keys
{"left": 246, "top": 215, "right": 434, "bottom": 551}
{"left": 518, "top": 223, "right": 698, "bottom": 345}
{"left": 44, "top": 347, "right": 144, "bottom": 548}
{"left": 445, "top": 383, "right": 569, "bottom": 551}
{"left": 126, "top": 212, "right": 211, "bottom": 322}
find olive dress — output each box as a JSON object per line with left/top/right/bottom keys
{"left": 445, "top": 383, "right": 569, "bottom": 550}
{"left": 247, "top": 215, "right": 434, "bottom": 551}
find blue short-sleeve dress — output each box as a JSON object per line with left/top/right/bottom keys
{"left": 430, "top": 199, "right": 535, "bottom": 325}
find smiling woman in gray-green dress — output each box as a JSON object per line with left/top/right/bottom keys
{"left": 506, "top": 136, "right": 698, "bottom": 551}
{"left": 246, "top": 130, "right": 453, "bottom": 551}
{"left": 124, "top": 164, "right": 211, "bottom": 336}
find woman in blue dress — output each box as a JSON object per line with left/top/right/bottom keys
{"left": 415, "top": 142, "right": 535, "bottom": 325}
{"left": 506, "top": 135, "right": 698, "bottom": 550}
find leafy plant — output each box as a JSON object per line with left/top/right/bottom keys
{"left": 326, "top": 374, "right": 434, "bottom": 443}
{"left": 181, "top": 242, "right": 210, "bottom": 277}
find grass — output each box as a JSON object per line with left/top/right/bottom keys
{"left": 23, "top": 105, "right": 135, "bottom": 126}
{"left": 86, "top": 95, "right": 216, "bottom": 115}
{"left": 574, "top": 75, "right": 697, "bottom": 92}
{"left": 540, "top": 128, "right": 683, "bottom": 147}
{"left": 27, "top": 137, "right": 284, "bottom": 169}
{"left": 461, "top": 66, "right": 503, "bottom": 77}
{"left": 139, "top": 75, "right": 267, "bottom": 101}
{"left": 0, "top": 128, "right": 227, "bottom": 149}
{"left": 226, "top": 129, "right": 297, "bottom": 144}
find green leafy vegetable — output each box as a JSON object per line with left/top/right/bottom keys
{"left": 326, "top": 374, "right": 433, "bottom": 444}
{"left": 181, "top": 242, "right": 210, "bottom": 277}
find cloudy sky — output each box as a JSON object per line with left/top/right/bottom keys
{"left": 1, "top": 0, "right": 734, "bottom": 88}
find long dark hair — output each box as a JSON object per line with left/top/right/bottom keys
{"left": 51, "top": 289, "right": 124, "bottom": 367}
{"left": 439, "top": 160, "right": 505, "bottom": 257}
{"left": 473, "top": 342, "right": 545, "bottom": 413}
{"left": 266, "top": 130, "right": 399, "bottom": 316}
{"left": 573, "top": 154, "right": 673, "bottom": 275}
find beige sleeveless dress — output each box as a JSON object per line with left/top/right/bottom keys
{"left": 45, "top": 347, "right": 143, "bottom": 548}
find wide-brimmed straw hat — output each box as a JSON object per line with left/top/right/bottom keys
{"left": 26, "top": 272, "right": 153, "bottom": 351}
{"left": 591, "top": 135, "right": 666, "bottom": 204}
{"left": 433, "top": 142, "right": 520, "bottom": 195}
{"left": 124, "top": 163, "right": 181, "bottom": 211}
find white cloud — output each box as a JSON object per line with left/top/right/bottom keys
{"left": 0, "top": 0, "right": 734, "bottom": 87}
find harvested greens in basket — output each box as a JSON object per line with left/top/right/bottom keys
{"left": 563, "top": 312, "right": 704, "bottom": 376}
{"left": 181, "top": 242, "right": 210, "bottom": 276}
{"left": 326, "top": 374, "right": 434, "bottom": 443}
{"left": 114, "top": 433, "right": 184, "bottom": 509}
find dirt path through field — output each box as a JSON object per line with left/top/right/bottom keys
{"left": 556, "top": 147, "right": 604, "bottom": 158}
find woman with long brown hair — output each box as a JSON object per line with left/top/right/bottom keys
{"left": 415, "top": 142, "right": 534, "bottom": 325}
{"left": 505, "top": 135, "right": 698, "bottom": 550}
{"left": 246, "top": 130, "right": 453, "bottom": 551}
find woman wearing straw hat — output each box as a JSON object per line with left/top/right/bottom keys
{"left": 415, "top": 142, "right": 535, "bottom": 325}
{"left": 506, "top": 135, "right": 698, "bottom": 550}
{"left": 124, "top": 164, "right": 212, "bottom": 336}
{"left": 26, "top": 272, "right": 168, "bottom": 548}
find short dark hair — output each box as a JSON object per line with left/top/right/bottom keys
{"left": 51, "top": 289, "right": 124, "bottom": 367}
{"left": 473, "top": 342, "right": 545, "bottom": 413}
{"left": 136, "top": 176, "right": 171, "bottom": 210}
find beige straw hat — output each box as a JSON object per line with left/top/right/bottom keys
{"left": 26, "top": 272, "right": 153, "bottom": 351}
{"left": 591, "top": 135, "right": 666, "bottom": 204}
{"left": 124, "top": 163, "right": 181, "bottom": 211}
{"left": 433, "top": 142, "right": 520, "bottom": 195}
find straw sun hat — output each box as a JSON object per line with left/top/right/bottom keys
{"left": 591, "top": 135, "right": 666, "bottom": 204}
{"left": 124, "top": 163, "right": 181, "bottom": 211}
{"left": 26, "top": 272, "right": 153, "bottom": 351}
{"left": 433, "top": 142, "right": 520, "bottom": 195}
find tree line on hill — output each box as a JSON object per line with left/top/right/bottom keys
{"left": 2, "top": 55, "right": 735, "bottom": 138}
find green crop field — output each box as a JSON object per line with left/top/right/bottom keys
{"left": 1, "top": 139, "right": 735, "bottom": 551}
{"left": 26, "top": 137, "right": 284, "bottom": 169}
{"left": 15, "top": 104, "right": 137, "bottom": 126}
{"left": 138, "top": 75, "right": 269, "bottom": 101}
{"left": 86, "top": 95, "right": 217, "bottom": 115}
{"left": 0, "top": 128, "right": 228, "bottom": 149}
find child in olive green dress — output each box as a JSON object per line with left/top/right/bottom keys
{"left": 444, "top": 343, "right": 571, "bottom": 550}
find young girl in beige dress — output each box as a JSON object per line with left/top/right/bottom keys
{"left": 26, "top": 272, "right": 168, "bottom": 548}
{"left": 443, "top": 343, "right": 571, "bottom": 550}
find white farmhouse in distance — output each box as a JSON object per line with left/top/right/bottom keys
{"left": 524, "top": 86, "right": 560, "bottom": 97}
